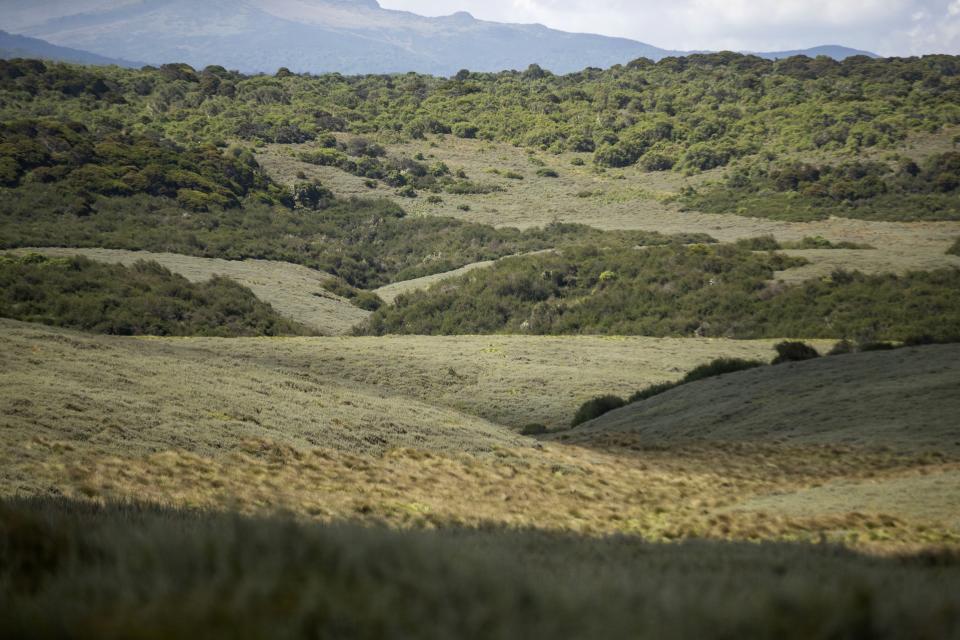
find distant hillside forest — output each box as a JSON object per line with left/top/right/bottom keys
{"left": 0, "top": 53, "right": 957, "bottom": 226}
{"left": 1, "top": 54, "right": 957, "bottom": 166}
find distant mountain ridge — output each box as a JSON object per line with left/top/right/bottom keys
{"left": 0, "top": 0, "right": 878, "bottom": 74}
{"left": 0, "top": 30, "right": 140, "bottom": 67}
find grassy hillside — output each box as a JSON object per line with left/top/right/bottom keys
{"left": 0, "top": 253, "right": 311, "bottom": 336}
{"left": 560, "top": 343, "right": 960, "bottom": 453}
{"left": 2, "top": 320, "right": 956, "bottom": 549}
{"left": 3, "top": 498, "right": 959, "bottom": 640}
{"left": 360, "top": 243, "right": 960, "bottom": 341}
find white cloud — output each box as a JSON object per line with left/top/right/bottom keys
{"left": 378, "top": 0, "right": 960, "bottom": 55}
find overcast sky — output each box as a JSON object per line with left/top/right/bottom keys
{"left": 378, "top": 0, "right": 960, "bottom": 56}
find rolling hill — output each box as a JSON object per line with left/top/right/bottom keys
{"left": 1, "top": 0, "right": 875, "bottom": 75}
{"left": 558, "top": 344, "right": 960, "bottom": 453}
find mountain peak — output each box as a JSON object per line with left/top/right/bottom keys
{"left": 3, "top": 1, "right": 879, "bottom": 75}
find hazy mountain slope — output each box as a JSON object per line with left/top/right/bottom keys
{"left": 5, "top": 0, "right": 676, "bottom": 74}
{"left": 2, "top": 0, "right": 873, "bottom": 75}
{"left": 557, "top": 345, "right": 960, "bottom": 453}
{"left": 0, "top": 29, "right": 138, "bottom": 66}
{"left": 752, "top": 45, "right": 878, "bottom": 60}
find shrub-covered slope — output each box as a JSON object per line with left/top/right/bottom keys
{"left": 360, "top": 244, "right": 960, "bottom": 341}
{"left": 0, "top": 253, "right": 311, "bottom": 336}
{"left": 1, "top": 54, "right": 957, "bottom": 178}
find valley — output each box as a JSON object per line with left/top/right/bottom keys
{"left": 2, "top": 44, "right": 960, "bottom": 639}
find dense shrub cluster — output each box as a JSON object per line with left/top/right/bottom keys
{"left": 771, "top": 341, "right": 821, "bottom": 364}
{"left": 359, "top": 245, "right": 960, "bottom": 341}
{"left": 1, "top": 54, "right": 957, "bottom": 177}
{"left": 949, "top": 238, "right": 960, "bottom": 256}
{"left": 0, "top": 119, "right": 287, "bottom": 210}
{"left": 0, "top": 254, "right": 312, "bottom": 336}
{"left": 736, "top": 235, "right": 874, "bottom": 251}
{"left": 680, "top": 153, "right": 960, "bottom": 222}
{"left": 299, "top": 138, "right": 500, "bottom": 196}
{"left": 320, "top": 278, "right": 384, "bottom": 311}
{"left": 571, "top": 395, "right": 626, "bottom": 427}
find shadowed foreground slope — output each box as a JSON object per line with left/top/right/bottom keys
{"left": 1, "top": 498, "right": 958, "bottom": 640}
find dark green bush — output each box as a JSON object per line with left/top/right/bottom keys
{"left": 571, "top": 395, "right": 626, "bottom": 427}
{"left": 628, "top": 381, "right": 680, "bottom": 403}
{"left": 626, "top": 358, "right": 764, "bottom": 406}
{"left": 948, "top": 238, "right": 960, "bottom": 256}
{"left": 682, "top": 358, "right": 766, "bottom": 383}
{"left": 772, "top": 341, "right": 821, "bottom": 364}
{"left": 520, "top": 423, "right": 548, "bottom": 436}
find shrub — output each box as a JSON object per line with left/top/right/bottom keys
{"left": 570, "top": 157, "right": 586, "bottom": 166}
{"left": 426, "top": 195, "right": 443, "bottom": 204}
{"left": 396, "top": 185, "right": 417, "bottom": 198}
{"left": 520, "top": 423, "right": 548, "bottom": 436}
{"left": 571, "top": 395, "right": 626, "bottom": 427}
{"left": 948, "top": 238, "right": 960, "bottom": 256}
{"left": 504, "top": 171, "right": 524, "bottom": 180}
{"left": 640, "top": 153, "right": 676, "bottom": 172}
{"left": 536, "top": 168, "right": 559, "bottom": 178}
{"left": 682, "top": 358, "right": 766, "bottom": 383}
{"left": 736, "top": 235, "right": 781, "bottom": 251}
{"left": 628, "top": 381, "right": 679, "bottom": 403}
{"left": 293, "top": 182, "right": 334, "bottom": 210}
{"left": 452, "top": 123, "right": 479, "bottom": 139}
{"left": 772, "top": 341, "right": 821, "bottom": 365}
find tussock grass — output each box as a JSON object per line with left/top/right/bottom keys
{"left": 3, "top": 498, "right": 960, "bottom": 640}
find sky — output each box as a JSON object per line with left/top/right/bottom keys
{"left": 378, "top": 0, "right": 960, "bottom": 56}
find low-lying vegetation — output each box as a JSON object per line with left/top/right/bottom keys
{"left": 736, "top": 235, "right": 875, "bottom": 251}
{"left": 680, "top": 154, "right": 960, "bottom": 222}
{"left": 0, "top": 253, "right": 311, "bottom": 336}
{"left": 3, "top": 54, "right": 957, "bottom": 184}
{"left": 360, "top": 244, "right": 960, "bottom": 341}
{"left": 3, "top": 498, "right": 959, "bottom": 640}
{"left": 771, "top": 341, "right": 822, "bottom": 364}
{"left": 949, "top": 237, "right": 960, "bottom": 256}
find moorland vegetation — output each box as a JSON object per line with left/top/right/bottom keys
{"left": 359, "top": 244, "right": 960, "bottom": 340}
{"left": 0, "top": 253, "right": 310, "bottom": 336}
